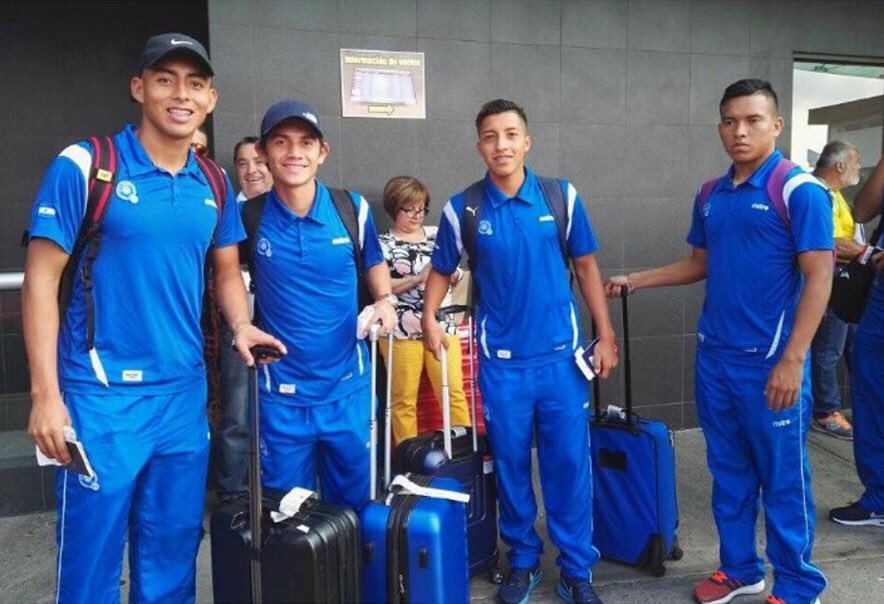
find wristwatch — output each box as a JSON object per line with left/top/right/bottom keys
{"left": 377, "top": 293, "right": 398, "bottom": 307}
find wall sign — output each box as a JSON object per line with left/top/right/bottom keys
{"left": 340, "top": 49, "right": 426, "bottom": 119}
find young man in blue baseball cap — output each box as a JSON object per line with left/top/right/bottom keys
{"left": 244, "top": 98, "right": 396, "bottom": 510}
{"left": 23, "top": 32, "right": 284, "bottom": 603}
{"left": 423, "top": 99, "right": 619, "bottom": 604}
{"left": 607, "top": 79, "right": 832, "bottom": 604}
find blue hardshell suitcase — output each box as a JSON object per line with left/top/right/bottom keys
{"left": 360, "top": 329, "right": 471, "bottom": 604}
{"left": 361, "top": 474, "right": 470, "bottom": 604}
{"left": 590, "top": 293, "right": 682, "bottom": 576}
{"left": 393, "top": 305, "right": 501, "bottom": 583}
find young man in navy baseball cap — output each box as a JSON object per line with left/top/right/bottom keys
{"left": 23, "top": 32, "right": 284, "bottom": 603}
{"left": 243, "top": 98, "right": 396, "bottom": 510}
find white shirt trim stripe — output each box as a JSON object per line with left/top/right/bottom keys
{"left": 88, "top": 347, "right": 109, "bottom": 387}
{"left": 480, "top": 316, "right": 490, "bottom": 359}
{"left": 442, "top": 200, "right": 463, "bottom": 256}
{"left": 765, "top": 310, "right": 786, "bottom": 359}
{"left": 60, "top": 144, "right": 91, "bottom": 218}
{"left": 566, "top": 183, "right": 577, "bottom": 240}
{"left": 357, "top": 195, "right": 369, "bottom": 249}
{"left": 569, "top": 302, "right": 579, "bottom": 350}
{"left": 782, "top": 173, "right": 821, "bottom": 214}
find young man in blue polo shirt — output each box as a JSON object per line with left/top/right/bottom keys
{"left": 423, "top": 99, "right": 619, "bottom": 604}
{"left": 248, "top": 99, "right": 396, "bottom": 510}
{"left": 607, "top": 79, "right": 832, "bottom": 604}
{"left": 23, "top": 34, "right": 284, "bottom": 604}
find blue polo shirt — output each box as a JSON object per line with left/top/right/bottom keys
{"left": 687, "top": 149, "right": 833, "bottom": 362}
{"left": 431, "top": 168, "right": 599, "bottom": 368}
{"left": 28, "top": 124, "right": 243, "bottom": 395}
{"left": 252, "top": 183, "right": 384, "bottom": 405}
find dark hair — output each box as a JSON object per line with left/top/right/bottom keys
{"left": 234, "top": 136, "right": 260, "bottom": 161}
{"left": 383, "top": 176, "right": 430, "bottom": 219}
{"left": 719, "top": 79, "right": 778, "bottom": 112}
{"left": 475, "top": 99, "right": 528, "bottom": 133}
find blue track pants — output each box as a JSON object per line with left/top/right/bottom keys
{"left": 55, "top": 382, "right": 209, "bottom": 604}
{"left": 479, "top": 356, "right": 598, "bottom": 579}
{"left": 695, "top": 349, "right": 826, "bottom": 603}
{"left": 259, "top": 387, "right": 371, "bottom": 510}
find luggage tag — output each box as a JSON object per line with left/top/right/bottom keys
{"left": 270, "top": 486, "right": 318, "bottom": 523}
{"left": 574, "top": 337, "right": 600, "bottom": 382}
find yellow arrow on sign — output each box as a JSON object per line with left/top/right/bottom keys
{"left": 368, "top": 104, "right": 395, "bottom": 115}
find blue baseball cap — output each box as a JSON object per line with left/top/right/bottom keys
{"left": 138, "top": 33, "right": 213, "bottom": 76}
{"left": 260, "top": 99, "right": 324, "bottom": 140}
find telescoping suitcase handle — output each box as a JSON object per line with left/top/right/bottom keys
{"left": 592, "top": 286, "right": 633, "bottom": 425}
{"left": 436, "top": 305, "right": 479, "bottom": 454}
{"left": 369, "top": 325, "right": 397, "bottom": 499}
{"left": 247, "top": 346, "right": 283, "bottom": 604}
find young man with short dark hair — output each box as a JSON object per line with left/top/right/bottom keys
{"left": 23, "top": 33, "right": 284, "bottom": 603}
{"left": 607, "top": 79, "right": 832, "bottom": 604}
{"left": 246, "top": 98, "right": 396, "bottom": 509}
{"left": 424, "top": 99, "right": 618, "bottom": 604}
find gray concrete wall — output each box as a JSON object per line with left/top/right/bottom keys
{"left": 208, "top": 0, "right": 884, "bottom": 429}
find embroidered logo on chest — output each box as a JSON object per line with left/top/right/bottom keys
{"left": 478, "top": 220, "right": 493, "bottom": 236}
{"left": 116, "top": 180, "right": 139, "bottom": 204}
{"left": 257, "top": 237, "right": 273, "bottom": 257}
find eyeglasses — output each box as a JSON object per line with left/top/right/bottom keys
{"left": 400, "top": 207, "right": 427, "bottom": 217}
{"left": 190, "top": 142, "right": 209, "bottom": 157}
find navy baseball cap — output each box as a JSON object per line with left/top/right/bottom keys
{"left": 138, "top": 33, "right": 213, "bottom": 76}
{"left": 260, "top": 99, "right": 324, "bottom": 140}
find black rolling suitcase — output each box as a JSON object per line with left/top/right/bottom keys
{"left": 393, "top": 305, "right": 502, "bottom": 583}
{"left": 210, "top": 347, "right": 361, "bottom": 603}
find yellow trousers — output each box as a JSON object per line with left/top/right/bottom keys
{"left": 379, "top": 335, "right": 472, "bottom": 445}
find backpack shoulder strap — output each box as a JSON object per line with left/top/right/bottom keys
{"left": 696, "top": 177, "right": 720, "bottom": 211}
{"left": 537, "top": 176, "right": 569, "bottom": 267}
{"left": 461, "top": 180, "right": 485, "bottom": 274}
{"left": 766, "top": 158, "right": 804, "bottom": 230}
{"left": 328, "top": 187, "right": 363, "bottom": 274}
{"left": 68, "top": 135, "right": 117, "bottom": 353}
{"left": 194, "top": 154, "right": 228, "bottom": 218}
{"left": 241, "top": 193, "right": 267, "bottom": 289}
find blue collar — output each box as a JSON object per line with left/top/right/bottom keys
{"left": 484, "top": 167, "right": 540, "bottom": 208}
{"left": 116, "top": 124, "right": 207, "bottom": 185}
{"left": 719, "top": 148, "right": 783, "bottom": 192}
{"left": 267, "top": 180, "right": 327, "bottom": 226}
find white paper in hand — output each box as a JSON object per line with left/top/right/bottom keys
{"left": 574, "top": 337, "right": 600, "bottom": 382}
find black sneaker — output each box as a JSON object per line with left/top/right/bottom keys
{"left": 829, "top": 502, "right": 884, "bottom": 527}
{"left": 556, "top": 574, "right": 603, "bottom": 604}
{"left": 497, "top": 566, "right": 543, "bottom": 604}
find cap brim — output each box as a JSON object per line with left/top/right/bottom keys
{"left": 261, "top": 116, "right": 323, "bottom": 140}
{"left": 143, "top": 48, "right": 214, "bottom": 76}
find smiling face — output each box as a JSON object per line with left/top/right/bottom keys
{"left": 130, "top": 55, "right": 217, "bottom": 144}
{"left": 476, "top": 110, "right": 531, "bottom": 181}
{"left": 235, "top": 142, "right": 273, "bottom": 198}
{"left": 718, "top": 92, "right": 783, "bottom": 170}
{"left": 259, "top": 119, "right": 329, "bottom": 190}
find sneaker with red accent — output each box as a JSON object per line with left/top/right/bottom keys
{"left": 811, "top": 411, "right": 853, "bottom": 440}
{"left": 693, "top": 571, "right": 765, "bottom": 604}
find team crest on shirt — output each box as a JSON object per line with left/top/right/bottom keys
{"left": 478, "top": 220, "right": 493, "bottom": 236}
{"left": 115, "top": 180, "right": 139, "bottom": 204}
{"left": 257, "top": 237, "right": 273, "bottom": 257}
{"left": 78, "top": 471, "right": 100, "bottom": 492}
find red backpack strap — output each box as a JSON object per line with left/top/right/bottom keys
{"left": 194, "top": 154, "right": 228, "bottom": 219}
{"left": 766, "top": 158, "right": 800, "bottom": 230}
{"left": 65, "top": 135, "right": 116, "bottom": 353}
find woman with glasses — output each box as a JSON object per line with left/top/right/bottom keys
{"left": 378, "top": 176, "right": 471, "bottom": 445}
